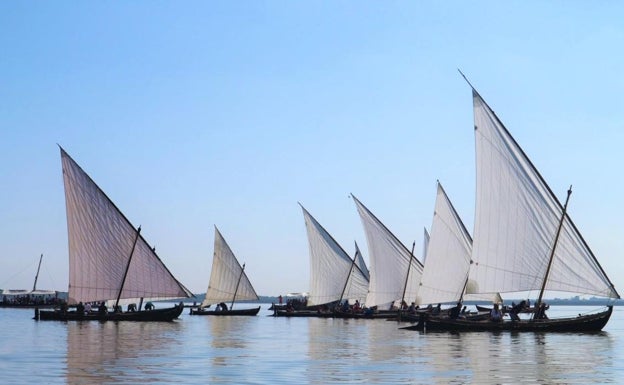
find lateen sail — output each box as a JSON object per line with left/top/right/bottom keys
{"left": 201, "top": 227, "right": 259, "bottom": 308}
{"left": 351, "top": 194, "right": 423, "bottom": 308}
{"left": 61, "top": 148, "right": 193, "bottom": 305}
{"left": 417, "top": 182, "right": 472, "bottom": 305}
{"left": 353, "top": 241, "right": 370, "bottom": 282}
{"left": 468, "top": 89, "right": 619, "bottom": 299}
{"left": 301, "top": 205, "right": 369, "bottom": 306}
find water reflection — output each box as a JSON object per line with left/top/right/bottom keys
{"left": 2, "top": 306, "right": 619, "bottom": 384}
{"left": 66, "top": 321, "right": 183, "bottom": 384}
{"left": 414, "top": 330, "right": 615, "bottom": 384}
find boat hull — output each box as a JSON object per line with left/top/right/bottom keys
{"left": 402, "top": 306, "right": 613, "bottom": 332}
{"left": 34, "top": 303, "right": 184, "bottom": 322}
{"left": 189, "top": 306, "right": 260, "bottom": 316}
{"left": 273, "top": 309, "right": 397, "bottom": 319}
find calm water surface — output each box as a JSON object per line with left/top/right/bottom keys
{"left": 1, "top": 305, "right": 623, "bottom": 384}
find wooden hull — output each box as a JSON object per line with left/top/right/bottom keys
{"left": 189, "top": 307, "right": 260, "bottom": 316}
{"left": 34, "top": 303, "right": 184, "bottom": 322}
{"left": 402, "top": 306, "right": 613, "bottom": 332}
{"left": 273, "top": 309, "right": 397, "bottom": 319}
{"left": 476, "top": 304, "right": 548, "bottom": 314}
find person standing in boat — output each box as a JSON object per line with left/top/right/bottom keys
{"left": 490, "top": 304, "right": 502, "bottom": 322}
{"left": 449, "top": 302, "right": 462, "bottom": 319}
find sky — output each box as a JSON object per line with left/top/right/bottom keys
{"left": 1, "top": 2, "right": 623, "bottom": 298}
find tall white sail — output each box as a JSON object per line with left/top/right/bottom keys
{"left": 301, "top": 205, "right": 369, "bottom": 306}
{"left": 468, "top": 89, "right": 619, "bottom": 299}
{"left": 61, "top": 148, "right": 193, "bottom": 305}
{"left": 351, "top": 195, "right": 423, "bottom": 308}
{"left": 417, "top": 182, "right": 472, "bottom": 305}
{"left": 201, "top": 227, "right": 259, "bottom": 307}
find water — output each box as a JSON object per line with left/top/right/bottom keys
{"left": 1, "top": 305, "right": 623, "bottom": 384}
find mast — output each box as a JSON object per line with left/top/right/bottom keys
{"left": 231, "top": 263, "right": 246, "bottom": 310}
{"left": 400, "top": 241, "right": 416, "bottom": 307}
{"left": 32, "top": 254, "right": 43, "bottom": 291}
{"left": 114, "top": 226, "right": 142, "bottom": 310}
{"left": 337, "top": 248, "right": 360, "bottom": 306}
{"left": 536, "top": 186, "right": 573, "bottom": 308}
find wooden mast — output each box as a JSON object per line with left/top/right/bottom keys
{"left": 400, "top": 241, "right": 416, "bottom": 308}
{"left": 114, "top": 226, "right": 142, "bottom": 311}
{"left": 337, "top": 245, "right": 362, "bottom": 307}
{"left": 32, "top": 254, "right": 43, "bottom": 291}
{"left": 535, "top": 186, "right": 573, "bottom": 312}
{"left": 231, "top": 263, "right": 246, "bottom": 311}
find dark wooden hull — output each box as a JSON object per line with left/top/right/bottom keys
{"left": 476, "top": 304, "right": 548, "bottom": 314}
{"left": 273, "top": 309, "right": 334, "bottom": 318}
{"left": 273, "top": 309, "right": 397, "bottom": 319}
{"left": 189, "top": 306, "right": 260, "bottom": 316}
{"left": 1, "top": 303, "right": 57, "bottom": 309}
{"left": 34, "top": 303, "right": 184, "bottom": 322}
{"left": 402, "top": 306, "right": 613, "bottom": 332}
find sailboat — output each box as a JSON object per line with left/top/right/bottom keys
{"left": 351, "top": 194, "right": 423, "bottom": 310}
{"left": 274, "top": 205, "right": 371, "bottom": 318}
{"left": 410, "top": 80, "right": 619, "bottom": 332}
{"left": 36, "top": 147, "right": 193, "bottom": 321}
{"left": 190, "top": 226, "right": 260, "bottom": 316}
{"left": 415, "top": 182, "right": 474, "bottom": 307}
{"left": 1, "top": 254, "right": 62, "bottom": 308}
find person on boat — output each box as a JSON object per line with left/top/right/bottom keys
{"left": 84, "top": 302, "right": 92, "bottom": 314}
{"left": 76, "top": 302, "right": 85, "bottom": 315}
{"left": 400, "top": 300, "right": 408, "bottom": 310}
{"left": 219, "top": 302, "right": 228, "bottom": 311}
{"left": 509, "top": 300, "right": 527, "bottom": 321}
{"left": 490, "top": 304, "right": 503, "bottom": 322}
{"left": 127, "top": 303, "right": 137, "bottom": 312}
{"left": 278, "top": 295, "right": 283, "bottom": 305}
{"left": 432, "top": 303, "right": 442, "bottom": 315}
{"left": 144, "top": 302, "right": 154, "bottom": 311}
{"left": 408, "top": 302, "right": 417, "bottom": 314}
{"left": 449, "top": 302, "right": 462, "bottom": 319}
{"left": 353, "top": 300, "right": 362, "bottom": 312}
{"left": 534, "top": 302, "right": 549, "bottom": 320}
{"left": 98, "top": 301, "right": 108, "bottom": 316}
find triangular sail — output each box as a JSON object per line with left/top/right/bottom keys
{"left": 468, "top": 89, "right": 619, "bottom": 299}
{"left": 351, "top": 194, "right": 423, "bottom": 308}
{"left": 353, "top": 241, "right": 370, "bottom": 282}
{"left": 417, "top": 182, "right": 473, "bottom": 305}
{"left": 301, "top": 205, "right": 368, "bottom": 306}
{"left": 61, "top": 148, "right": 193, "bottom": 305}
{"left": 201, "top": 227, "right": 259, "bottom": 307}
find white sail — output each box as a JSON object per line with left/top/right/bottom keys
{"left": 468, "top": 89, "right": 619, "bottom": 299}
{"left": 422, "top": 228, "right": 430, "bottom": 265}
{"left": 61, "top": 148, "right": 193, "bottom": 305}
{"left": 351, "top": 195, "right": 423, "bottom": 308}
{"left": 416, "top": 182, "right": 472, "bottom": 305}
{"left": 353, "top": 241, "right": 370, "bottom": 282}
{"left": 201, "top": 227, "right": 259, "bottom": 307}
{"left": 301, "top": 205, "right": 369, "bottom": 306}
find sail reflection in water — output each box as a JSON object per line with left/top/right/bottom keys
{"left": 1, "top": 307, "right": 622, "bottom": 384}
{"left": 66, "top": 321, "right": 183, "bottom": 384}
{"left": 411, "top": 330, "right": 614, "bottom": 384}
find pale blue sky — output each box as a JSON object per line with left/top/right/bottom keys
{"left": 1, "top": 2, "right": 623, "bottom": 297}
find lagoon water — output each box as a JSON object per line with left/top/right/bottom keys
{"left": 1, "top": 304, "right": 623, "bottom": 384}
